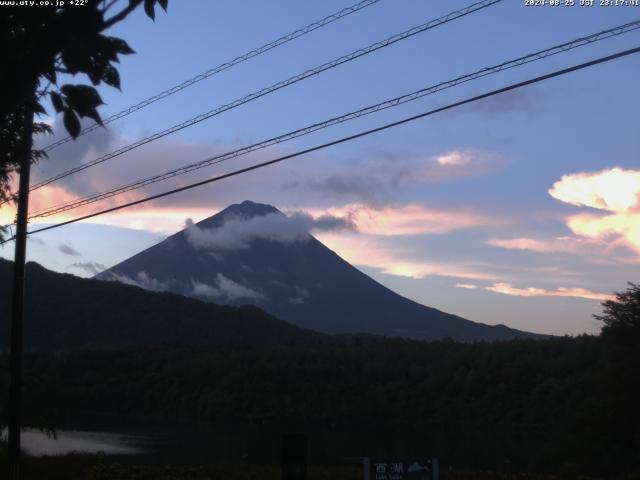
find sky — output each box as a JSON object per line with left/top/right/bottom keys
{"left": 1, "top": 0, "right": 639, "bottom": 336}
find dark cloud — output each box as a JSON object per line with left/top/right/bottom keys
{"left": 28, "top": 236, "right": 46, "bottom": 246}
{"left": 27, "top": 120, "right": 501, "bottom": 220}
{"left": 29, "top": 123, "right": 336, "bottom": 214}
{"left": 58, "top": 243, "right": 81, "bottom": 257}
{"left": 289, "top": 150, "right": 501, "bottom": 203}
{"left": 28, "top": 120, "right": 345, "bottom": 215}
{"left": 33, "top": 117, "right": 116, "bottom": 196}
{"left": 455, "top": 88, "right": 543, "bottom": 116}
{"left": 300, "top": 174, "right": 388, "bottom": 204}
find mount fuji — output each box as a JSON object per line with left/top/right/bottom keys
{"left": 97, "top": 201, "right": 541, "bottom": 341}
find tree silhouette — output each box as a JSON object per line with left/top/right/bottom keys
{"left": 595, "top": 282, "right": 640, "bottom": 474}
{"left": 0, "top": 3, "right": 170, "bottom": 476}
{"left": 595, "top": 282, "right": 640, "bottom": 333}
{"left": 0, "top": 0, "right": 168, "bottom": 235}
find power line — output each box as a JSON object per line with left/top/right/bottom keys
{"left": 4, "top": 45, "right": 636, "bottom": 243}
{"left": 26, "top": 19, "right": 640, "bottom": 221}
{"left": 26, "top": 0, "right": 503, "bottom": 193}
{"left": 41, "top": 0, "right": 384, "bottom": 152}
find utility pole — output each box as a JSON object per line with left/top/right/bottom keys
{"left": 8, "top": 105, "right": 34, "bottom": 480}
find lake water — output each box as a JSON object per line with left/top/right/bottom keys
{"left": 4, "top": 417, "right": 545, "bottom": 472}
{"left": 4, "top": 419, "right": 290, "bottom": 462}
{"left": 21, "top": 429, "right": 146, "bottom": 456}
{"left": 2, "top": 428, "right": 146, "bottom": 456}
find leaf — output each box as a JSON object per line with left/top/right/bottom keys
{"left": 158, "top": 0, "right": 168, "bottom": 11}
{"left": 87, "top": 68, "right": 102, "bottom": 86}
{"left": 33, "top": 101, "right": 47, "bottom": 115}
{"left": 51, "top": 92, "right": 64, "bottom": 112}
{"left": 61, "top": 84, "right": 104, "bottom": 110}
{"left": 102, "top": 64, "right": 121, "bottom": 90}
{"left": 60, "top": 42, "right": 91, "bottom": 74}
{"left": 108, "top": 37, "right": 135, "bottom": 55}
{"left": 63, "top": 109, "right": 81, "bottom": 139}
{"left": 82, "top": 108, "right": 103, "bottom": 126}
{"left": 99, "top": 36, "right": 121, "bottom": 63}
{"left": 60, "top": 85, "right": 104, "bottom": 126}
{"left": 144, "top": 0, "right": 155, "bottom": 20}
{"left": 31, "top": 149, "right": 48, "bottom": 163}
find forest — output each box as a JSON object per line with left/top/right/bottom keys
{"left": 1, "top": 329, "right": 638, "bottom": 478}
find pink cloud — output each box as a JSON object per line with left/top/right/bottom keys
{"left": 486, "top": 236, "right": 612, "bottom": 256}
{"left": 435, "top": 150, "right": 474, "bottom": 166}
{"left": 488, "top": 236, "right": 577, "bottom": 253}
{"left": 0, "top": 183, "right": 220, "bottom": 235}
{"left": 304, "top": 203, "right": 504, "bottom": 236}
{"left": 484, "top": 282, "right": 614, "bottom": 302}
{"left": 315, "top": 232, "right": 496, "bottom": 280}
{"left": 455, "top": 283, "right": 478, "bottom": 289}
{"left": 413, "top": 149, "right": 501, "bottom": 183}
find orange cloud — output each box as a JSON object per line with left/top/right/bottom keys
{"left": 315, "top": 232, "right": 496, "bottom": 280}
{"left": 549, "top": 167, "right": 640, "bottom": 213}
{"left": 487, "top": 168, "right": 640, "bottom": 260}
{"left": 566, "top": 212, "right": 640, "bottom": 253}
{"left": 486, "top": 236, "right": 606, "bottom": 255}
{"left": 0, "top": 180, "right": 222, "bottom": 235}
{"left": 303, "top": 203, "right": 503, "bottom": 236}
{"left": 0, "top": 183, "right": 78, "bottom": 226}
{"left": 456, "top": 283, "right": 478, "bottom": 289}
{"left": 3, "top": 189, "right": 501, "bottom": 241}
{"left": 546, "top": 167, "right": 640, "bottom": 255}
{"left": 81, "top": 208, "right": 216, "bottom": 233}
{"left": 484, "top": 282, "right": 614, "bottom": 301}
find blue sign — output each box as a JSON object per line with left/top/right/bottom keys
{"left": 363, "top": 458, "right": 439, "bottom": 480}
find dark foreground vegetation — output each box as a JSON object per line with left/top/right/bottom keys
{"left": 1, "top": 328, "right": 638, "bottom": 478}
{"left": 10, "top": 452, "right": 640, "bottom": 480}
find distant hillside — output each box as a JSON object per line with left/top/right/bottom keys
{"left": 99, "top": 200, "right": 544, "bottom": 341}
{"left": 0, "top": 259, "right": 323, "bottom": 351}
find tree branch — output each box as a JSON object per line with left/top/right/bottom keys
{"left": 36, "top": 79, "right": 54, "bottom": 100}
{"left": 102, "top": 0, "right": 144, "bottom": 30}
{"left": 102, "top": 0, "right": 120, "bottom": 15}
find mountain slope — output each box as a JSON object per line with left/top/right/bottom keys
{"left": 98, "top": 201, "right": 542, "bottom": 341}
{"left": 0, "top": 258, "right": 323, "bottom": 351}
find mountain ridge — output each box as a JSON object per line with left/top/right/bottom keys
{"left": 0, "top": 258, "right": 324, "bottom": 351}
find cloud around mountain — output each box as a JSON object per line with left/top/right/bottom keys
{"left": 192, "top": 274, "right": 265, "bottom": 302}
{"left": 184, "top": 211, "right": 356, "bottom": 252}
{"left": 101, "top": 270, "right": 171, "bottom": 292}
